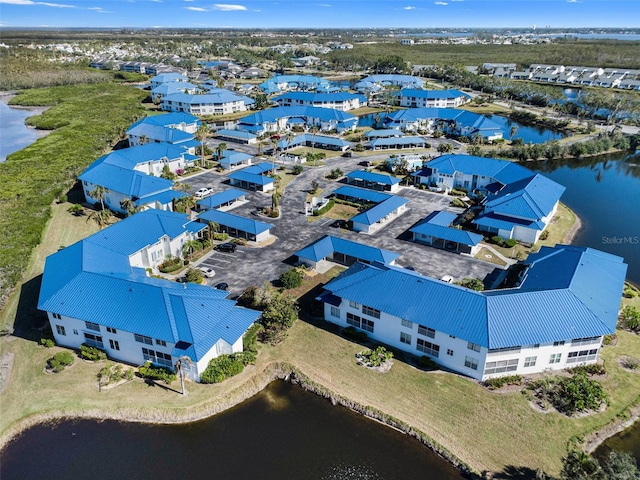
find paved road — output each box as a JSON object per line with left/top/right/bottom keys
{"left": 186, "top": 153, "right": 498, "bottom": 297}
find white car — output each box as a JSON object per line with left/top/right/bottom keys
{"left": 440, "top": 275, "right": 455, "bottom": 284}
{"left": 198, "top": 267, "right": 215, "bottom": 278}
{"left": 194, "top": 187, "right": 213, "bottom": 198}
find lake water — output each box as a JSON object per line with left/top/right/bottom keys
{"left": 533, "top": 151, "right": 640, "bottom": 286}
{"left": 485, "top": 114, "right": 565, "bottom": 144}
{"left": 0, "top": 98, "right": 47, "bottom": 162}
{"left": 0, "top": 381, "right": 464, "bottom": 480}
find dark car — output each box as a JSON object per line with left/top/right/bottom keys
{"left": 358, "top": 160, "right": 372, "bottom": 167}
{"left": 331, "top": 219, "right": 347, "bottom": 228}
{"left": 214, "top": 282, "right": 229, "bottom": 291}
{"left": 216, "top": 242, "right": 237, "bottom": 253}
{"left": 175, "top": 276, "right": 188, "bottom": 283}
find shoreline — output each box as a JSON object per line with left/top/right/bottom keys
{"left": 0, "top": 361, "right": 476, "bottom": 477}
{"left": 561, "top": 201, "right": 583, "bottom": 245}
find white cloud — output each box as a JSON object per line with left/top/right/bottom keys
{"left": 88, "top": 6, "right": 112, "bottom": 12}
{"left": 0, "top": 0, "right": 36, "bottom": 4}
{"left": 0, "top": 0, "right": 76, "bottom": 6}
{"left": 316, "top": 3, "right": 331, "bottom": 6}
{"left": 403, "top": 6, "right": 416, "bottom": 10}
{"left": 150, "top": 0, "right": 162, "bottom": 2}
{"left": 434, "top": 1, "right": 448, "bottom": 5}
{"left": 567, "top": 0, "right": 580, "bottom": 3}
{"left": 213, "top": 3, "right": 247, "bottom": 11}
{"left": 186, "top": 5, "right": 207, "bottom": 10}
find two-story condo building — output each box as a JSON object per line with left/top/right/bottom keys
{"left": 274, "top": 92, "right": 367, "bottom": 111}
{"left": 161, "top": 91, "right": 255, "bottom": 116}
{"left": 318, "top": 244, "right": 627, "bottom": 381}
{"left": 396, "top": 89, "right": 471, "bottom": 108}
{"left": 38, "top": 210, "right": 260, "bottom": 382}
{"left": 236, "top": 106, "right": 358, "bottom": 135}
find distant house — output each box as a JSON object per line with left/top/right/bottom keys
{"left": 38, "top": 209, "right": 260, "bottom": 382}
{"left": 227, "top": 163, "right": 277, "bottom": 192}
{"left": 277, "top": 133, "right": 350, "bottom": 152}
{"left": 151, "top": 82, "right": 200, "bottom": 103}
{"left": 370, "top": 136, "right": 427, "bottom": 151}
{"left": 236, "top": 106, "right": 358, "bottom": 135}
{"left": 356, "top": 74, "right": 424, "bottom": 91}
{"left": 259, "top": 75, "right": 331, "bottom": 94}
{"left": 150, "top": 73, "right": 188, "bottom": 89}
{"left": 196, "top": 189, "right": 247, "bottom": 212}
{"left": 350, "top": 196, "right": 409, "bottom": 234}
{"left": 91, "top": 143, "right": 198, "bottom": 176}
{"left": 274, "top": 92, "right": 367, "bottom": 111}
{"left": 214, "top": 129, "right": 258, "bottom": 145}
{"left": 161, "top": 91, "right": 254, "bottom": 116}
{"left": 396, "top": 89, "right": 471, "bottom": 108}
{"left": 317, "top": 244, "right": 627, "bottom": 380}
{"left": 219, "top": 150, "right": 254, "bottom": 170}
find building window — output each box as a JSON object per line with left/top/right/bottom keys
{"left": 553, "top": 341, "right": 565, "bottom": 347}
{"left": 549, "top": 353, "right": 562, "bottom": 364}
{"left": 346, "top": 312, "right": 361, "bottom": 328}
{"left": 417, "top": 339, "right": 440, "bottom": 357}
{"left": 447, "top": 349, "right": 454, "bottom": 356}
{"left": 135, "top": 334, "right": 153, "bottom": 345}
{"left": 109, "top": 339, "right": 120, "bottom": 351}
{"left": 524, "top": 356, "right": 537, "bottom": 368}
{"left": 484, "top": 359, "right": 519, "bottom": 374}
{"left": 55, "top": 325, "right": 66, "bottom": 336}
{"left": 85, "top": 321, "right": 100, "bottom": 332}
{"left": 73, "top": 329, "right": 78, "bottom": 335}
{"left": 464, "top": 356, "right": 478, "bottom": 370}
{"left": 401, "top": 319, "right": 413, "bottom": 328}
{"left": 530, "top": 344, "right": 540, "bottom": 349}
{"left": 488, "top": 346, "right": 521, "bottom": 356}
{"left": 142, "top": 348, "right": 172, "bottom": 368}
{"left": 418, "top": 325, "right": 436, "bottom": 338}
{"left": 107, "top": 327, "right": 117, "bottom": 334}
{"left": 330, "top": 306, "right": 340, "bottom": 318}
{"left": 567, "top": 349, "right": 598, "bottom": 364}
{"left": 571, "top": 337, "right": 600, "bottom": 347}
{"left": 400, "top": 332, "right": 412, "bottom": 345}
{"left": 349, "top": 301, "right": 359, "bottom": 309}
{"left": 155, "top": 339, "right": 167, "bottom": 347}
{"left": 52, "top": 313, "right": 62, "bottom": 320}
{"left": 467, "top": 342, "right": 481, "bottom": 352}
{"left": 84, "top": 333, "right": 104, "bottom": 349}
{"left": 361, "top": 318, "right": 375, "bottom": 333}
{"left": 362, "top": 305, "right": 381, "bottom": 319}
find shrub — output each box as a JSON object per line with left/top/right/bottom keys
{"left": 603, "top": 334, "right": 616, "bottom": 345}
{"left": 291, "top": 164, "right": 303, "bottom": 175}
{"left": 343, "top": 326, "right": 368, "bottom": 342}
{"left": 158, "top": 256, "right": 183, "bottom": 273}
{"left": 200, "top": 354, "right": 245, "bottom": 384}
{"left": 419, "top": 356, "right": 438, "bottom": 369}
{"left": 98, "top": 364, "right": 134, "bottom": 385}
{"left": 312, "top": 199, "right": 335, "bottom": 216}
{"left": 184, "top": 267, "right": 203, "bottom": 284}
{"left": 551, "top": 372, "right": 606, "bottom": 415}
{"left": 539, "top": 230, "right": 550, "bottom": 240}
{"left": 279, "top": 267, "right": 304, "bottom": 289}
{"left": 450, "top": 198, "right": 466, "bottom": 208}
{"left": 243, "top": 323, "right": 263, "bottom": 353}
{"left": 231, "top": 237, "right": 247, "bottom": 246}
{"left": 358, "top": 346, "right": 393, "bottom": 367}
{"left": 213, "top": 232, "right": 229, "bottom": 241}
{"left": 138, "top": 361, "right": 176, "bottom": 384}
{"left": 40, "top": 338, "right": 55, "bottom": 348}
{"left": 621, "top": 357, "right": 640, "bottom": 370}
{"left": 326, "top": 168, "right": 343, "bottom": 180}
{"left": 490, "top": 235, "right": 504, "bottom": 246}
{"left": 47, "top": 351, "right": 75, "bottom": 373}
{"left": 483, "top": 375, "right": 523, "bottom": 390}
{"left": 67, "top": 204, "right": 84, "bottom": 216}
{"left": 619, "top": 306, "right": 640, "bottom": 331}
{"left": 504, "top": 239, "right": 517, "bottom": 248}
{"left": 568, "top": 363, "right": 606, "bottom": 376}
{"left": 456, "top": 278, "right": 485, "bottom": 291}
{"left": 79, "top": 344, "right": 107, "bottom": 361}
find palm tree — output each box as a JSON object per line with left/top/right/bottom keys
{"left": 182, "top": 239, "right": 201, "bottom": 258}
{"left": 271, "top": 186, "right": 282, "bottom": 213}
{"left": 206, "top": 221, "right": 219, "bottom": 241}
{"left": 173, "top": 195, "right": 196, "bottom": 214}
{"left": 309, "top": 125, "right": 319, "bottom": 165}
{"left": 119, "top": 198, "right": 138, "bottom": 216}
{"left": 174, "top": 356, "right": 193, "bottom": 396}
{"left": 215, "top": 142, "right": 228, "bottom": 162}
{"left": 88, "top": 185, "right": 109, "bottom": 211}
{"left": 509, "top": 125, "right": 519, "bottom": 141}
{"left": 87, "top": 209, "right": 112, "bottom": 230}
{"left": 195, "top": 123, "right": 210, "bottom": 168}
{"left": 270, "top": 136, "right": 279, "bottom": 171}
{"left": 285, "top": 131, "right": 295, "bottom": 151}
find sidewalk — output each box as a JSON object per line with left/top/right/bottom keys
{"left": 478, "top": 243, "right": 517, "bottom": 267}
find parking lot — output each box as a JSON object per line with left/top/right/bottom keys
{"left": 184, "top": 151, "right": 498, "bottom": 297}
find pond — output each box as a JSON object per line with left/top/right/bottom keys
{"left": 0, "top": 381, "right": 464, "bottom": 480}
{"left": 0, "top": 99, "right": 48, "bottom": 163}
{"left": 533, "top": 151, "right": 640, "bottom": 286}
{"left": 484, "top": 114, "right": 565, "bottom": 144}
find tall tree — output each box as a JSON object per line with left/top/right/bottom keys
{"left": 195, "top": 123, "right": 210, "bottom": 168}
{"left": 88, "top": 185, "right": 109, "bottom": 211}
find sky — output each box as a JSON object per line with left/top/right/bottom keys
{"left": 0, "top": 0, "right": 639, "bottom": 29}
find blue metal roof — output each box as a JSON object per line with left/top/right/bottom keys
{"left": 151, "top": 73, "right": 187, "bottom": 84}
{"left": 131, "top": 113, "right": 199, "bottom": 129}
{"left": 237, "top": 106, "right": 358, "bottom": 132}
{"left": 227, "top": 170, "right": 275, "bottom": 186}
{"left": 274, "top": 91, "right": 366, "bottom": 103}
{"left": 197, "top": 189, "right": 245, "bottom": 210}
{"left": 79, "top": 163, "right": 174, "bottom": 200}
{"left": 198, "top": 209, "right": 273, "bottom": 235}
{"left": 332, "top": 185, "right": 392, "bottom": 204}
{"left": 216, "top": 129, "right": 257, "bottom": 141}
{"left": 243, "top": 162, "right": 276, "bottom": 175}
{"left": 135, "top": 190, "right": 187, "bottom": 207}
{"left": 423, "top": 154, "right": 532, "bottom": 184}
{"left": 126, "top": 123, "right": 194, "bottom": 145}
{"left": 360, "top": 75, "right": 425, "bottom": 87}
{"left": 473, "top": 213, "right": 546, "bottom": 232}
{"left": 277, "top": 133, "right": 349, "bottom": 150}
{"left": 94, "top": 144, "right": 196, "bottom": 170}
{"left": 164, "top": 91, "right": 254, "bottom": 106}
{"left": 294, "top": 235, "right": 400, "bottom": 264}
{"left": 370, "top": 136, "right": 426, "bottom": 148}
{"left": 365, "top": 129, "right": 404, "bottom": 139}
{"left": 346, "top": 170, "right": 401, "bottom": 185}
{"left": 220, "top": 151, "right": 253, "bottom": 166}
{"left": 152, "top": 82, "right": 200, "bottom": 96}
{"left": 351, "top": 196, "right": 408, "bottom": 226}
{"left": 396, "top": 88, "right": 471, "bottom": 100}
{"left": 483, "top": 174, "right": 565, "bottom": 220}
{"left": 410, "top": 211, "right": 483, "bottom": 246}
{"left": 321, "top": 244, "right": 627, "bottom": 349}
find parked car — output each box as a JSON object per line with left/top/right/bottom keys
{"left": 330, "top": 219, "right": 347, "bottom": 229}
{"left": 358, "top": 160, "right": 372, "bottom": 167}
{"left": 214, "top": 282, "right": 229, "bottom": 291}
{"left": 216, "top": 242, "right": 237, "bottom": 253}
{"left": 440, "top": 275, "right": 455, "bottom": 284}
{"left": 175, "top": 276, "right": 188, "bottom": 283}
{"left": 198, "top": 267, "right": 215, "bottom": 278}
{"left": 341, "top": 151, "right": 352, "bottom": 158}
{"left": 194, "top": 187, "right": 213, "bottom": 198}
